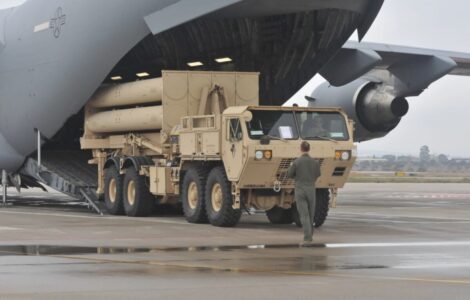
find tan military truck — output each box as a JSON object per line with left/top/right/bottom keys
{"left": 81, "top": 71, "right": 356, "bottom": 227}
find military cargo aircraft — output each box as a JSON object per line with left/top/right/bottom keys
{"left": 0, "top": 0, "right": 383, "bottom": 172}
{"left": 0, "top": 0, "right": 470, "bottom": 200}
{"left": 1, "top": 0, "right": 468, "bottom": 204}
{"left": 0, "top": 0, "right": 383, "bottom": 196}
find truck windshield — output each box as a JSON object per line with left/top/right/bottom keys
{"left": 247, "top": 111, "right": 299, "bottom": 140}
{"left": 296, "top": 111, "right": 349, "bottom": 141}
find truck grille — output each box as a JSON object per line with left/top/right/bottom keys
{"left": 276, "top": 159, "right": 295, "bottom": 185}
{"left": 275, "top": 158, "right": 324, "bottom": 185}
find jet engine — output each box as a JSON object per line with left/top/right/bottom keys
{"left": 310, "top": 78, "right": 409, "bottom": 142}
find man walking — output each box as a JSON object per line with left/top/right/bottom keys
{"left": 287, "top": 141, "right": 321, "bottom": 246}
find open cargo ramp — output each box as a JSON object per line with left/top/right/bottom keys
{"left": 21, "top": 151, "right": 103, "bottom": 215}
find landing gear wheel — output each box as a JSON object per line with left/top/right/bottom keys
{"left": 266, "top": 206, "right": 294, "bottom": 224}
{"left": 205, "top": 167, "right": 241, "bottom": 227}
{"left": 104, "top": 166, "right": 124, "bottom": 215}
{"left": 181, "top": 167, "right": 208, "bottom": 223}
{"left": 292, "top": 189, "right": 330, "bottom": 228}
{"left": 123, "top": 167, "right": 154, "bottom": 217}
{"left": 314, "top": 189, "right": 330, "bottom": 228}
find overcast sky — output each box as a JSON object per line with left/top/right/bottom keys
{"left": 1, "top": 1, "right": 468, "bottom": 157}
{"left": 0, "top": 0, "right": 23, "bottom": 9}
{"left": 291, "top": 0, "right": 470, "bottom": 158}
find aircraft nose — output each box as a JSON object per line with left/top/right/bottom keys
{"left": 0, "top": 132, "right": 25, "bottom": 172}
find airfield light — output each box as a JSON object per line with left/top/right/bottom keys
{"left": 136, "top": 72, "right": 150, "bottom": 78}
{"left": 215, "top": 57, "right": 232, "bottom": 63}
{"left": 111, "top": 76, "right": 123, "bottom": 81}
{"left": 187, "top": 61, "right": 204, "bottom": 67}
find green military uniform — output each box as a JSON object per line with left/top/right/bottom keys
{"left": 287, "top": 153, "right": 321, "bottom": 242}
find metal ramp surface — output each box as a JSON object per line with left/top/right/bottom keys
{"left": 21, "top": 151, "right": 103, "bottom": 215}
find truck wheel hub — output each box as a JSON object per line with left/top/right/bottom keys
{"left": 188, "top": 182, "right": 199, "bottom": 210}
{"left": 109, "top": 178, "right": 117, "bottom": 203}
{"left": 211, "top": 183, "right": 223, "bottom": 212}
{"left": 127, "top": 180, "right": 136, "bottom": 206}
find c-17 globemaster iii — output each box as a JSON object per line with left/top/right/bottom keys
{"left": 0, "top": 0, "right": 383, "bottom": 173}
{"left": 0, "top": 0, "right": 383, "bottom": 220}
{"left": 1, "top": 0, "right": 469, "bottom": 229}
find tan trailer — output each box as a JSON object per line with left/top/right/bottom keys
{"left": 81, "top": 70, "right": 356, "bottom": 227}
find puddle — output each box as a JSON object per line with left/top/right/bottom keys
{"left": 0, "top": 243, "right": 326, "bottom": 257}
{"left": 2, "top": 241, "right": 468, "bottom": 257}
{"left": 0, "top": 244, "right": 391, "bottom": 272}
{"left": 338, "top": 264, "right": 387, "bottom": 270}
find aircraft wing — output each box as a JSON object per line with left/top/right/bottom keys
{"left": 320, "top": 41, "right": 470, "bottom": 89}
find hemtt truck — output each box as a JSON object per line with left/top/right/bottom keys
{"left": 81, "top": 71, "right": 356, "bottom": 227}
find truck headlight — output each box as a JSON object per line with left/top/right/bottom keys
{"left": 264, "top": 150, "right": 272, "bottom": 160}
{"left": 255, "top": 150, "right": 272, "bottom": 160}
{"left": 335, "top": 150, "right": 351, "bottom": 161}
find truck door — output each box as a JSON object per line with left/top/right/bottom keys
{"left": 223, "top": 117, "right": 245, "bottom": 181}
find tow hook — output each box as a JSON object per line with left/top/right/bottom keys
{"left": 273, "top": 180, "right": 282, "bottom": 193}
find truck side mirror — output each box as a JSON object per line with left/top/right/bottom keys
{"left": 260, "top": 136, "right": 270, "bottom": 145}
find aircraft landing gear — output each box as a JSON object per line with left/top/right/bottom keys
{"left": 2, "top": 170, "right": 7, "bottom": 206}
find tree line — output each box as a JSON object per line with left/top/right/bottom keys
{"left": 354, "top": 145, "right": 470, "bottom": 173}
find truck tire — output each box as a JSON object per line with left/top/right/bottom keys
{"left": 292, "top": 189, "right": 330, "bottom": 228}
{"left": 205, "top": 166, "right": 241, "bottom": 227}
{"left": 104, "top": 166, "right": 124, "bottom": 215}
{"left": 292, "top": 203, "right": 302, "bottom": 228}
{"left": 266, "top": 206, "right": 294, "bottom": 224}
{"left": 123, "top": 167, "right": 154, "bottom": 217}
{"left": 314, "top": 189, "right": 330, "bottom": 228}
{"left": 181, "top": 167, "right": 208, "bottom": 223}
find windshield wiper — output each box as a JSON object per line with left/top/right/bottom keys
{"left": 311, "top": 136, "right": 338, "bottom": 143}
{"left": 265, "top": 135, "right": 289, "bottom": 143}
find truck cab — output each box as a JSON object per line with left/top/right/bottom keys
{"left": 177, "top": 105, "right": 356, "bottom": 227}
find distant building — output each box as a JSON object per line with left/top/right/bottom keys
{"left": 356, "top": 157, "right": 387, "bottom": 162}
{"left": 451, "top": 158, "right": 470, "bottom": 163}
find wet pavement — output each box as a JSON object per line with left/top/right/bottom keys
{"left": 0, "top": 183, "right": 470, "bottom": 299}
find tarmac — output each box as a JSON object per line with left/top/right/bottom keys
{"left": 1, "top": 183, "right": 470, "bottom": 299}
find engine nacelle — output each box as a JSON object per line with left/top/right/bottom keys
{"left": 310, "top": 79, "right": 409, "bottom": 142}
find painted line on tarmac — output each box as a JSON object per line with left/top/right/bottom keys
{"left": 394, "top": 262, "right": 470, "bottom": 270}
{"left": 386, "top": 193, "right": 470, "bottom": 199}
{"left": 53, "top": 254, "right": 470, "bottom": 286}
{"left": 332, "top": 212, "right": 470, "bottom": 223}
{"left": 0, "top": 209, "right": 191, "bottom": 226}
{"left": 0, "top": 226, "right": 21, "bottom": 231}
{"left": 272, "top": 269, "right": 470, "bottom": 285}
{"left": 325, "top": 241, "right": 470, "bottom": 248}
{"left": 329, "top": 216, "right": 470, "bottom": 224}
